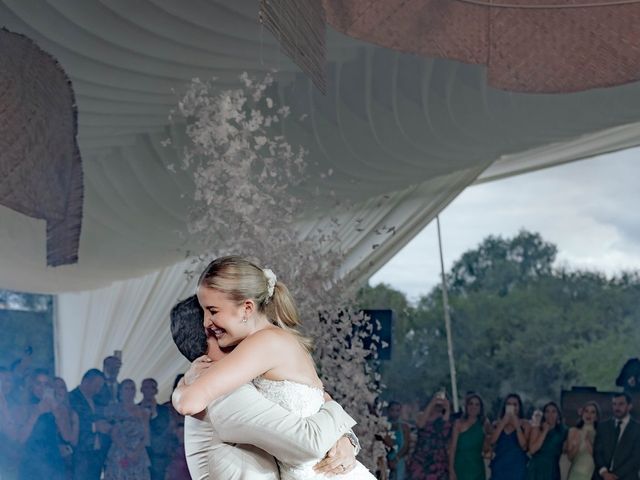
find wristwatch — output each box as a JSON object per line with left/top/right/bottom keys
{"left": 343, "top": 431, "right": 361, "bottom": 455}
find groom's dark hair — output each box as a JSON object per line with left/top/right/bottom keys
{"left": 170, "top": 295, "right": 208, "bottom": 362}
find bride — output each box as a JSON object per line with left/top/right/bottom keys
{"left": 172, "top": 255, "right": 375, "bottom": 479}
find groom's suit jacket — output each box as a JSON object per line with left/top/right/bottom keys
{"left": 184, "top": 383, "right": 357, "bottom": 480}
{"left": 593, "top": 417, "right": 640, "bottom": 480}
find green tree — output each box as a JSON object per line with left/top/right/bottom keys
{"left": 360, "top": 231, "right": 640, "bottom": 410}
{"left": 449, "top": 231, "right": 557, "bottom": 296}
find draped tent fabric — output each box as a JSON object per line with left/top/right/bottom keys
{"left": 56, "top": 260, "right": 194, "bottom": 401}
{"left": 0, "top": 28, "right": 82, "bottom": 266}
{"left": 1, "top": 1, "right": 640, "bottom": 393}
{"left": 322, "top": 0, "right": 640, "bottom": 93}
{"left": 3, "top": 1, "right": 640, "bottom": 294}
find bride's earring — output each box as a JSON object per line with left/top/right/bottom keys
{"left": 242, "top": 313, "right": 248, "bottom": 324}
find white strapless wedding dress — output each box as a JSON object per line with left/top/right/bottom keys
{"left": 253, "top": 377, "right": 376, "bottom": 480}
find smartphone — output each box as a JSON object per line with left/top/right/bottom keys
{"left": 435, "top": 390, "right": 446, "bottom": 400}
{"left": 42, "top": 387, "right": 55, "bottom": 401}
{"left": 60, "top": 444, "right": 73, "bottom": 457}
{"left": 531, "top": 409, "right": 542, "bottom": 427}
{"left": 113, "top": 350, "right": 122, "bottom": 361}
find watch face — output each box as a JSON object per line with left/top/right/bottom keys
{"left": 344, "top": 432, "right": 360, "bottom": 451}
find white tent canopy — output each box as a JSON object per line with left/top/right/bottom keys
{"left": 2, "top": 0, "right": 640, "bottom": 393}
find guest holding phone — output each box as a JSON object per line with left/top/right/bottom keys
{"left": 526, "top": 401, "right": 568, "bottom": 480}
{"left": 17, "top": 369, "right": 66, "bottom": 480}
{"left": 408, "top": 389, "right": 452, "bottom": 480}
{"left": 489, "top": 393, "right": 530, "bottom": 480}
{"left": 567, "top": 401, "right": 599, "bottom": 480}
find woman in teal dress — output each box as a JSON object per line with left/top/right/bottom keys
{"left": 527, "top": 401, "right": 568, "bottom": 480}
{"left": 386, "top": 401, "right": 411, "bottom": 480}
{"left": 449, "top": 393, "right": 490, "bottom": 480}
{"left": 567, "top": 401, "right": 600, "bottom": 480}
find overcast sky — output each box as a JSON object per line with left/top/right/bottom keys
{"left": 369, "top": 148, "right": 640, "bottom": 302}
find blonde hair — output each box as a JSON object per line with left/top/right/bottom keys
{"left": 198, "top": 256, "right": 313, "bottom": 351}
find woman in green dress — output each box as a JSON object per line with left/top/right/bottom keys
{"left": 449, "top": 393, "right": 490, "bottom": 480}
{"left": 566, "top": 401, "right": 600, "bottom": 480}
{"left": 526, "top": 401, "right": 568, "bottom": 480}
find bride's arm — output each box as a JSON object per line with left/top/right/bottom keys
{"left": 172, "top": 329, "right": 284, "bottom": 415}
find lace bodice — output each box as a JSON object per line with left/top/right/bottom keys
{"left": 252, "top": 376, "right": 375, "bottom": 480}
{"left": 252, "top": 377, "right": 324, "bottom": 417}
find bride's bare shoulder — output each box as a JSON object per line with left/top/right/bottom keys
{"left": 246, "top": 326, "right": 298, "bottom": 347}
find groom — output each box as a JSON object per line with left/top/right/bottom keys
{"left": 170, "top": 295, "right": 360, "bottom": 479}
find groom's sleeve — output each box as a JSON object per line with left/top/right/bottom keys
{"left": 209, "top": 383, "right": 356, "bottom": 465}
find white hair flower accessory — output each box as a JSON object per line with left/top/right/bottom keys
{"left": 263, "top": 268, "right": 277, "bottom": 300}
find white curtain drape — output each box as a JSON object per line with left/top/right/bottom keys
{"left": 56, "top": 259, "right": 195, "bottom": 401}
{"left": 3, "top": 0, "right": 640, "bottom": 294}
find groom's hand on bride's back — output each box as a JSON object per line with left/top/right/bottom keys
{"left": 312, "top": 436, "right": 357, "bottom": 476}
{"left": 184, "top": 355, "right": 213, "bottom": 385}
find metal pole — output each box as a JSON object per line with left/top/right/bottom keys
{"left": 436, "top": 215, "right": 459, "bottom": 412}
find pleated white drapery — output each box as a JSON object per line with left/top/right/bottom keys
{"left": 56, "top": 259, "right": 195, "bottom": 401}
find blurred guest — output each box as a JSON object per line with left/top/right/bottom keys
{"left": 594, "top": 392, "right": 640, "bottom": 480}
{"left": 0, "top": 366, "right": 20, "bottom": 479}
{"left": 104, "top": 379, "right": 150, "bottom": 480}
{"left": 16, "top": 369, "right": 65, "bottom": 480}
{"left": 526, "top": 401, "right": 568, "bottom": 480}
{"left": 163, "top": 419, "right": 189, "bottom": 480}
{"left": 69, "top": 368, "right": 109, "bottom": 480}
{"left": 450, "top": 393, "right": 491, "bottom": 480}
{"left": 567, "top": 401, "right": 599, "bottom": 480}
{"left": 162, "top": 374, "right": 185, "bottom": 431}
{"left": 53, "top": 377, "right": 79, "bottom": 479}
{"left": 408, "top": 390, "right": 452, "bottom": 480}
{"left": 489, "top": 393, "right": 530, "bottom": 480}
{"left": 385, "top": 401, "right": 411, "bottom": 480}
{"left": 139, "top": 378, "right": 172, "bottom": 480}
{"left": 9, "top": 346, "right": 34, "bottom": 403}
{"left": 95, "top": 355, "right": 122, "bottom": 408}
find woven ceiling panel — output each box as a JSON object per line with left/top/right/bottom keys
{"left": 0, "top": 29, "right": 83, "bottom": 266}
{"left": 323, "top": 0, "right": 640, "bottom": 93}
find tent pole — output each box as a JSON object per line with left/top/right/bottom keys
{"left": 436, "top": 215, "right": 459, "bottom": 413}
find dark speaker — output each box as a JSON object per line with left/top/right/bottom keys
{"left": 361, "top": 309, "right": 393, "bottom": 361}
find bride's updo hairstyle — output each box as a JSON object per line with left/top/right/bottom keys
{"left": 198, "top": 256, "right": 312, "bottom": 351}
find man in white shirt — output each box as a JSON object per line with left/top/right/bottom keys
{"left": 170, "top": 295, "right": 360, "bottom": 479}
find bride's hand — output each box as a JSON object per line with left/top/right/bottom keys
{"left": 184, "top": 355, "right": 213, "bottom": 385}
{"left": 313, "top": 437, "right": 357, "bottom": 476}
